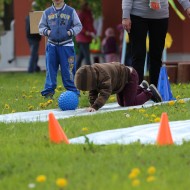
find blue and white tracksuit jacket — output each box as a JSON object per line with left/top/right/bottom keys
{"left": 39, "top": 3, "right": 82, "bottom": 96}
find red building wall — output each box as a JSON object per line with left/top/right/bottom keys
{"left": 13, "top": 0, "right": 45, "bottom": 56}
{"left": 101, "top": 0, "right": 122, "bottom": 37}
{"left": 13, "top": 0, "right": 190, "bottom": 56}
{"left": 168, "top": 1, "right": 190, "bottom": 52}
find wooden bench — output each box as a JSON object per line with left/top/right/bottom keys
{"left": 164, "top": 61, "right": 190, "bottom": 83}
{"left": 163, "top": 62, "right": 178, "bottom": 83}
{"left": 177, "top": 62, "right": 190, "bottom": 83}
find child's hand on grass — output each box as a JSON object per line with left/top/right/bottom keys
{"left": 86, "top": 107, "right": 96, "bottom": 112}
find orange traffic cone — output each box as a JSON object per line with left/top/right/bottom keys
{"left": 48, "top": 112, "right": 69, "bottom": 144}
{"left": 156, "top": 112, "right": 174, "bottom": 145}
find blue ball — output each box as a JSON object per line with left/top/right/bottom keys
{"left": 58, "top": 91, "right": 79, "bottom": 111}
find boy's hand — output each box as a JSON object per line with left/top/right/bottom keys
{"left": 86, "top": 107, "right": 96, "bottom": 112}
{"left": 67, "top": 30, "right": 71, "bottom": 36}
{"left": 47, "top": 30, "right": 51, "bottom": 36}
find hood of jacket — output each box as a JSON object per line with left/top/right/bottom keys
{"left": 74, "top": 65, "right": 97, "bottom": 91}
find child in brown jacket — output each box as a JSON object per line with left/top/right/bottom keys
{"left": 74, "top": 62, "right": 162, "bottom": 112}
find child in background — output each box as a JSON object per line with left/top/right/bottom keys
{"left": 38, "top": 0, "right": 82, "bottom": 99}
{"left": 102, "top": 27, "right": 119, "bottom": 62}
{"left": 75, "top": 2, "right": 96, "bottom": 70}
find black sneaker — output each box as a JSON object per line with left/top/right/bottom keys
{"left": 44, "top": 93, "right": 54, "bottom": 100}
{"left": 148, "top": 84, "right": 162, "bottom": 103}
{"left": 140, "top": 80, "right": 149, "bottom": 89}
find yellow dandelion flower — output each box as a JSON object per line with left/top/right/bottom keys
{"left": 56, "top": 85, "right": 63, "bottom": 91}
{"left": 109, "top": 96, "right": 116, "bottom": 102}
{"left": 82, "top": 127, "right": 89, "bottom": 132}
{"left": 128, "top": 172, "right": 137, "bottom": 179}
{"left": 168, "top": 101, "right": 175, "bottom": 106}
{"left": 132, "top": 179, "right": 140, "bottom": 187}
{"left": 143, "top": 113, "right": 149, "bottom": 117}
{"left": 44, "top": 102, "right": 49, "bottom": 107}
{"left": 48, "top": 99, "right": 53, "bottom": 103}
{"left": 154, "top": 117, "right": 160, "bottom": 122}
{"left": 56, "top": 178, "right": 68, "bottom": 188}
{"left": 151, "top": 114, "right": 156, "bottom": 118}
{"left": 12, "top": 109, "right": 16, "bottom": 113}
{"left": 128, "top": 168, "right": 140, "bottom": 179}
{"left": 147, "top": 166, "right": 156, "bottom": 175}
{"left": 39, "top": 103, "right": 46, "bottom": 108}
{"left": 47, "top": 99, "right": 53, "bottom": 105}
{"left": 139, "top": 109, "right": 146, "bottom": 113}
{"left": 28, "top": 105, "right": 34, "bottom": 111}
{"left": 36, "top": 175, "right": 46, "bottom": 182}
{"left": 178, "top": 99, "right": 185, "bottom": 104}
{"left": 131, "top": 168, "right": 140, "bottom": 175}
{"left": 176, "top": 95, "right": 180, "bottom": 99}
{"left": 4, "top": 104, "right": 10, "bottom": 109}
{"left": 146, "top": 176, "right": 156, "bottom": 182}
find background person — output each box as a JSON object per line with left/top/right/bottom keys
{"left": 122, "top": 0, "right": 190, "bottom": 86}
{"left": 25, "top": 1, "right": 41, "bottom": 73}
{"left": 75, "top": 2, "right": 96, "bottom": 70}
{"left": 102, "top": 27, "right": 119, "bottom": 62}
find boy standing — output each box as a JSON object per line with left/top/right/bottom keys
{"left": 74, "top": 62, "right": 162, "bottom": 112}
{"left": 39, "top": 0, "right": 82, "bottom": 99}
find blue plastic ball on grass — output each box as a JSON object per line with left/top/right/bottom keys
{"left": 58, "top": 91, "right": 79, "bottom": 111}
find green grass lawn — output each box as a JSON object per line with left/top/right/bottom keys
{"left": 0, "top": 72, "right": 190, "bottom": 190}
